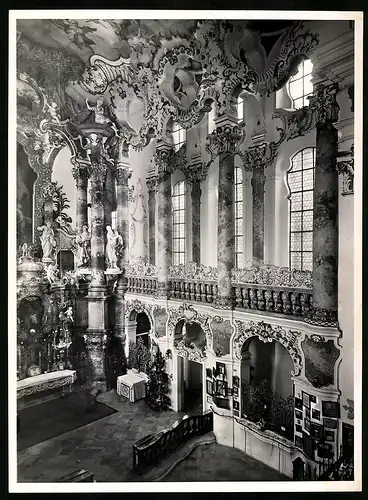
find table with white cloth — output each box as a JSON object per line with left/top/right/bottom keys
{"left": 17, "top": 370, "right": 77, "bottom": 399}
{"left": 117, "top": 371, "right": 147, "bottom": 402}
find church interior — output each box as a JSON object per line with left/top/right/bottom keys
{"left": 14, "top": 17, "right": 356, "bottom": 484}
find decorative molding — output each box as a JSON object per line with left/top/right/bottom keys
{"left": 233, "top": 320, "right": 303, "bottom": 377}
{"left": 168, "top": 261, "right": 217, "bottom": 282}
{"left": 336, "top": 144, "right": 354, "bottom": 196}
{"left": 174, "top": 339, "right": 207, "bottom": 362}
{"left": 231, "top": 264, "right": 313, "bottom": 289}
{"left": 125, "top": 261, "right": 158, "bottom": 277}
{"left": 308, "top": 83, "right": 340, "bottom": 125}
{"left": 205, "top": 123, "right": 245, "bottom": 161}
{"left": 167, "top": 303, "right": 213, "bottom": 345}
{"left": 342, "top": 399, "right": 354, "bottom": 420}
{"left": 125, "top": 298, "right": 154, "bottom": 332}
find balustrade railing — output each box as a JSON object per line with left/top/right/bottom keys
{"left": 132, "top": 410, "right": 213, "bottom": 474}
{"left": 233, "top": 285, "right": 313, "bottom": 319}
{"left": 125, "top": 262, "right": 313, "bottom": 319}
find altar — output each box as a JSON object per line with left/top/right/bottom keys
{"left": 17, "top": 370, "right": 77, "bottom": 399}
{"left": 117, "top": 371, "right": 147, "bottom": 403}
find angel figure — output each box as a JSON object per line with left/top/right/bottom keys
{"left": 46, "top": 101, "right": 62, "bottom": 124}
{"left": 37, "top": 221, "right": 56, "bottom": 260}
{"left": 106, "top": 225, "right": 123, "bottom": 269}
{"left": 46, "top": 263, "right": 58, "bottom": 285}
{"left": 65, "top": 306, "right": 74, "bottom": 324}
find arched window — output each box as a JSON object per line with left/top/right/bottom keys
{"left": 234, "top": 166, "right": 244, "bottom": 268}
{"left": 172, "top": 180, "right": 186, "bottom": 265}
{"left": 237, "top": 96, "right": 244, "bottom": 121}
{"left": 287, "top": 147, "right": 316, "bottom": 271}
{"left": 288, "top": 59, "right": 313, "bottom": 109}
{"left": 172, "top": 123, "right": 186, "bottom": 152}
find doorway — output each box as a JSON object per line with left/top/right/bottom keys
{"left": 182, "top": 358, "right": 203, "bottom": 414}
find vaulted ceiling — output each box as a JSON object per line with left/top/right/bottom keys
{"left": 16, "top": 19, "right": 318, "bottom": 150}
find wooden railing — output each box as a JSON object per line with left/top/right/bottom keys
{"left": 132, "top": 410, "right": 213, "bottom": 474}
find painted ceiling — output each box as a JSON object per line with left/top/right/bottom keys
{"left": 16, "top": 19, "right": 318, "bottom": 151}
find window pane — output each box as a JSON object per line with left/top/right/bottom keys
{"left": 290, "top": 192, "right": 302, "bottom": 211}
{"left": 291, "top": 154, "right": 303, "bottom": 171}
{"left": 291, "top": 232, "right": 302, "bottom": 251}
{"left": 302, "top": 232, "right": 313, "bottom": 252}
{"left": 302, "top": 211, "right": 313, "bottom": 231}
{"left": 303, "top": 79, "right": 313, "bottom": 98}
{"left": 288, "top": 171, "right": 302, "bottom": 192}
{"left": 294, "top": 97, "right": 303, "bottom": 109}
{"left": 290, "top": 252, "right": 302, "bottom": 270}
{"left": 303, "top": 169, "right": 314, "bottom": 191}
{"left": 303, "top": 252, "right": 313, "bottom": 271}
{"left": 290, "top": 212, "right": 302, "bottom": 232}
{"left": 303, "top": 59, "right": 313, "bottom": 75}
{"left": 289, "top": 79, "right": 304, "bottom": 100}
{"left": 303, "top": 190, "right": 313, "bottom": 210}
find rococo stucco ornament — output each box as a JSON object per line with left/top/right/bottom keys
{"left": 336, "top": 144, "right": 354, "bottom": 196}
{"left": 125, "top": 298, "right": 154, "bottom": 332}
{"left": 167, "top": 303, "right": 213, "bottom": 345}
{"left": 231, "top": 264, "right": 313, "bottom": 289}
{"left": 233, "top": 320, "right": 303, "bottom": 376}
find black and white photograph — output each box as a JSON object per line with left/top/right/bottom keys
{"left": 8, "top": 9, "right": 362, "bottom": 493}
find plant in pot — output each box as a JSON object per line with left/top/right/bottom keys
{"left": 145, "top": 348, "right": 171, "bottom": 411}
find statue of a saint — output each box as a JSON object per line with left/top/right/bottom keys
{"left": 106, "top": 225, "right": 123, "bottom": 269}
{"left": 37, "top": 222, "right": 56, "bottom": 260}
{"left": 75, "top": 225, "right": 91, "bottom": 267}
{"left": 85, "top": 97, "right": 119, "bottom": 136}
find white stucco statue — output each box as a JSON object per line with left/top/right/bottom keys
{"left": 75, "top": 225, "right": 91, "bottom": 267}
{"left": 85, "top": 97, "right": 118, "bottom": 135}
{"left": 106, "top": 225, "right": 123, "bottom": 269}
{"left": 46, "top": 263, "right": 58, "bottom": 284}
{"left": 37, "top": 222, "right": 56, "bottom": 260}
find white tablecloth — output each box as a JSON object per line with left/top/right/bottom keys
{"left": 117, "top": 372, "right": 146, "bottom": 402}
{"left": 17, "top": 370, "right": 76, "bottom": 398}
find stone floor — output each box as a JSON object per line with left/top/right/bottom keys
{"left": 17, "top": 390, "right": 183, "bottom": 483}
{"left": 162, "top": 443, "right": 290, "bottom": 482}
{"left": 17, "top": 390, "right": 289, "bottom": 483}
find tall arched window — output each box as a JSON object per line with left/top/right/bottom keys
{"left": 287, "top": 147, "right": 316, "bottom": 271}
{"left": 237, "top": 96, "right": 244, "bottom": 121}
{"left": 288, "top": 59, "right": 313, "bottom": 109}
{"left": 172, "top": 180, "right": 186, "bottom": 265}
{"left": 172, "top": 123, "right": 186, "bottom": 152}
{"left": 234, "top": 166, "right": 244, "bottom": 268}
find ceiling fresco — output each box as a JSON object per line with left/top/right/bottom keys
{"left": 16, "top": 19, "right": 319, "bottom": 151}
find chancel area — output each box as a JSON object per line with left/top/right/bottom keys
{"left": 14, "top": 16, "right": 356, "bottom": 484}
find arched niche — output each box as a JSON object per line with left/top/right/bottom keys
{"left": 240, "top": 335, "right": 295, "bottom": 441}
{"left": 17, "top": 142, "right": 37, "bottom": 247}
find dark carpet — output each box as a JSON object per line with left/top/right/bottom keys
{"left": 17, "top": 390, "right": 117, "bottom": 451}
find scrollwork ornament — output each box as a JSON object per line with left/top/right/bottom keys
{"left": 308, "top": 83, "right": 340, "bottom": 125}
{"left": 234, "top": 320, "right": 303, "bottom": 376}
{"left": 205, "top": 123, "right": 245, "bottom": 161}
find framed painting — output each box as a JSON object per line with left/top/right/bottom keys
{"left": 310, "top": 422, "right": 323, "bottom": 440}
{"left": 233, "top": 376, "right": 240, "bottom": 388}
{"left": 305, "top": 407, "right": 310, "bottom": 420}
{"left": 322, "top": 401, "right": 340, "bottom": 418}
{"left": 302, "top": 391, "right": 310, "bottom": 408}
{"left": 233, "top": 386, "right": 239, "bottom": 397}
{"left": 323, "top": 418, "right": 338, "bottom": 429}
{"left": 295, "top": 424, "right": 303, "bottom": 434}
{"left": 318, "top": 442, "right": 334, "bottom": 459}
{"left": 324, "top": 429, "right": 335, "bottom": 442}
{"left": 215, "top": 379, "right": 228, "bottom": 397}
{"left": 310, "top": 394, "right": 317, "bottom": 404}
{"left": 295, "top": 435, "right": 303, "bottom": 449}
{"left": 206, "top": 368, "right": 212, "bottom": 379}
{"left": 304, "top": 418, "right": 311, "bottom": 433}
{"left": 206, "top": 379, "right": 213, "bottom": 395}
{"left": 295, "top": 409, "right": 303, "bottom": 420}
{"left": 233, "top": 400, "right": 239, "bottom": 411}
{"left": 311, "top": 409, "right": 321, "bottom": 421}
{"left": 295, "top": 397, "right": 303, "bottom": 410}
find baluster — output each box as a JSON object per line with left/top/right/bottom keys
{"left": 235, "top": 286, "right": 242, "bottom": 308}
{"left": 172, "top": 281, "right": 176, "bottom": 298}
{"left": 281, "top": 291, "right": 292, "bottom": 315}
{"left": 257, "top": 288, "right": 265, "bottom": 310}
{"left": 265, "top": 289, "right": 274, "bottom": 311}
{"left": 273, "top": 290, "right": 282, "bottom": 313}
{"left": 242, "top": 288, "right": 250, "bottom": 309}
{"left": 184, "top": 282, "right": 189, "bottom": 300}
{"left": 290, "top": 292, "right": 301, "bottom": 316}
{"left": 189, "top": 282, "right": 195, "bottom": 301}
{"left": 249, "top": 288, "right": 258, "bottom": 309}
{"left": 194, "top": 282, "right": 200, "bottom": 301}
{"left": 179, "top": 281, "right": 184, "bottom": 299}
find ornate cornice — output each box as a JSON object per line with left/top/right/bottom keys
{"left": 125, "top": 262, "right": 158, "bottom": 277}
{"left": 169, "top": 261, "right": 218, "bottom": 282}
{"left": 231, "top": 264, "right": 313, "bottom": 289}
{"left": 233, "top": 320, "right": 303, "bottom": 376}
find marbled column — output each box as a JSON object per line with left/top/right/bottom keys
{"left": 86, "top": 159, "right": 108, "bottom": 389}
{"left": 191, "top": 181, "right": 202, "bottom": 265}
{"left": 216, "top": 152, "right": 235, "bottom": 307}
{"left": 157, "top": 172, "right": 172, "bottom": 295}
{"left": 75, "top": 169, "right": 89, "bottom": 230}
{"left": 147, "top": 177, "right": 157, "bottom": 265}
{"left": 116, "top": 165, "right": 132, "bottom": 267}
{"left": 311, "top": 121, "right": 339, "bottom": 324}
{"left": 251, "top": 165, "right": 266, "bottom": 264}
{"left": 308, "top": 83, "right": 340, "bottom": 326}
{"left": 103, "top": 167, "right": 114, "bottom": 229}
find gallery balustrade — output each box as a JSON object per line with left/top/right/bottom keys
{"left": 125, "top": 262, "right": 313, "bottom": 319}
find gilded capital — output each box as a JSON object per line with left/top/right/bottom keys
{"left": 154, "top": 148, "right": 175, "bottom": 181}
{"left": 146, "top": 176, "right": 158, "bottom": 193}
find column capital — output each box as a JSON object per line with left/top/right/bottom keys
{"left": 72, "top": 164, "right": 90, "bottom": 183}
{"left": 88, "top": 159, "right": 108, "bottom": 184}
{"left": 115, "top": 165, "right": 132, "bottom": 184}
{"left": 153, "top": 147, "right": 175, "bottom": 182}
{"left": 146, "top": 176, "right": 158, "bottom": 194}
{"left": 205, "top": 122, "right": 245, "bottom": 161}
{"left": 308, "top": 83, "right": 340, "bottom": 125}
{"left": 336, "top": 144, "right": 354, "bottom": 196}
